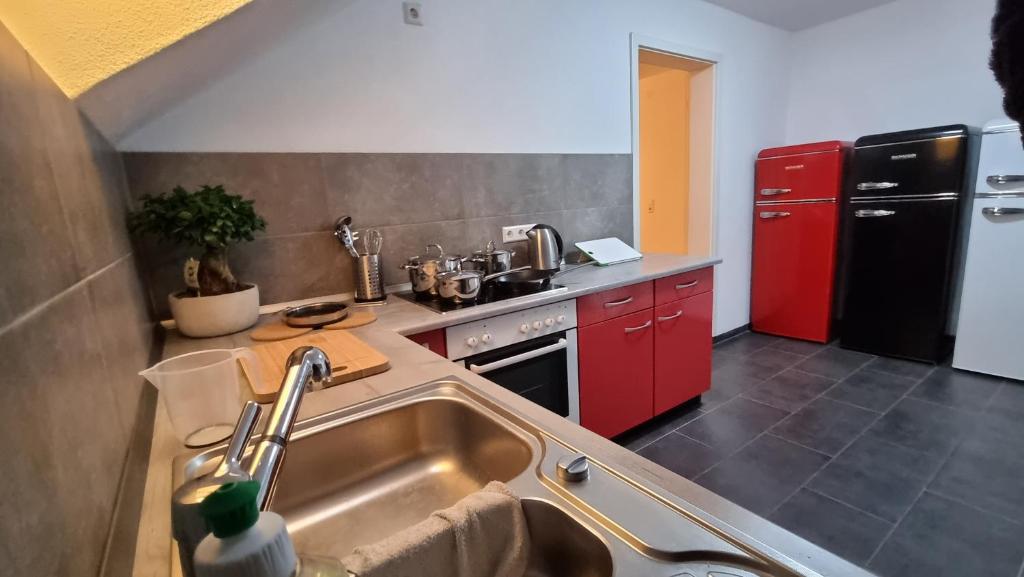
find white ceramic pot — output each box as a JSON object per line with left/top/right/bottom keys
{"left": 168, "top": 284, "right": 260, "bottom": 338}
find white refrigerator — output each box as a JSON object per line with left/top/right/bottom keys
{"left": 953, "top": 119, "right": 1024, "bottom": 380}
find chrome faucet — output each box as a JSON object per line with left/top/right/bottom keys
{"left": 248, "top": 346, "right": 331, "bottom": 507}
{"left": 171, "top": 346, "right": 331, "bottom": 577}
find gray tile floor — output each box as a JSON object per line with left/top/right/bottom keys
{"left": 615, "top": 332, "right": 1024, "bottom": 577}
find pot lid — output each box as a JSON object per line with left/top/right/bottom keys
{"left": 407, "top": 244, "right": 447, "bottom": 265}
{"left": 437, "top": 269, "right": 482, "bottom": 281}
{"left": 474, "top": 240, "right": 512, "bottom": 257}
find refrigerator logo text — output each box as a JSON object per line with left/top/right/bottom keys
{"left": 784, "top": 164, "right": 804, "bottom": 170}
{"left": 891, "top": 153, "right": 917, "bottom": 160}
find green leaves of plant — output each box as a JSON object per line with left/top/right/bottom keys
{"left": 127, "top": 184, "right": 267, "bottom": 250}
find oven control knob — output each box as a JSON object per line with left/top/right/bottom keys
{"left": 532, "top": 321, "right": 543, "bottom": 331}
{"left": 481, "top": 333, "right": 493, "bottom": 344}
{"left": 544, "top": 317, "right": 555, "bottom": 327}
{"left": 465, "top": 336, "right": 479, "bottom": 348}
{"left": 519, "top": 323, "right": 530, "bottom": 334}
{"left": 556, "top": 314, "right": 566, "bottom": 324}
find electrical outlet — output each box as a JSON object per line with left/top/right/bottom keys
{"left": 502, "top": 224, "right": 536, "bottom": 243}
{"left": 402, "top": 1, "right": 423, "bottom": 25}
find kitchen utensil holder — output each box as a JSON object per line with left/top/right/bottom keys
{"left": 354, "top": 254, "right": 386, "bottom": 303}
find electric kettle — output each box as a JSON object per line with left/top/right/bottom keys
{"left": 526, "top": 224, "right": 563, "bottom": 271}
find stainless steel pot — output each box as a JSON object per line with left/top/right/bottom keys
{"left": 437, "top": 266, "right": 533, "bottom": 304}
{"left": 399, "top": 244, "right": 456, "bottom": 297}
{"left": 436, "top": 269, "right": 484, "bottom": 304}
{"left": 469, "top": 240, "right": 515, "bottom": 275}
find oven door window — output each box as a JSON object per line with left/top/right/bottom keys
{"left": 463, "top": 332, "right": 569, "bottom": 417}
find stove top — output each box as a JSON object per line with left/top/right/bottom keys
{"left": 396, "top": 282, "right": 568, "bottom": 314}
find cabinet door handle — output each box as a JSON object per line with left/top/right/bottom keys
{"left": 624, "top": 320, "right": 652, "bottom": 334}
{"left": 604, "top": 296, "right": 634, "bottom": 308}
{"left": 759, "top": 211, "right": 791, "bottom": 219}
{"left": 854, "top": 209, "right": 896, "bottom": 218}
{"left": 982, "top": 206, "right": 1024, "bottom": 216}
{"left": 657, "top": 310, "right": 683, "bottom": 322}
{"left": 857, "top": 182, "right": 899, "bottom": 191}
{"left": 760, "top": 188, "right": 791, "bottom": 196}
{"left": 987, "top": 175, "right": 1024, "bottom": 187}
{"left": 675, "top": 280, "right": 699, "bottom": 290}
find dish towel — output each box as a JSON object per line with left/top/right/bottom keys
{"left": 342, "top": 481, "right": 530, "bottom": 577}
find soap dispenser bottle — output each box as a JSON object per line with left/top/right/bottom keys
{"left": 193, "top": 481, "right": 346, "bottom": 577}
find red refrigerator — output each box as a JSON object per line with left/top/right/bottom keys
{"left": 751, "top": 141, "right": 849, "bottom": 343}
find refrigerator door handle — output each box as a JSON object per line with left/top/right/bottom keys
{"left": 759, "top": 211, "right": 791, "bottom": 219}
{"left": 760, "top": 188, "right": 792, "bottom": 196}
{"left": 854, "top": 209, "right": 897, "bottom": 218}
{"left": 982, "top": 206, "right": 1024, "bottom": 217}
{"left": 856, "top": 182, "right": 899, "bottom": 191}
{"left": 987, "top": 175, "right": 1024, "bottom": 187}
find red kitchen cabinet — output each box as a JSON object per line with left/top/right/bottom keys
{"left": 654, "top": 267, "right": 714, "bottom": 306}
{"left": 576, "top": 266, "right": 715, "bottom": 437}
{"left": 578, "top": 308, "right": 655, "bottom": 438}
{"left": 406, "top": 329, "right": 447, "bottom": 357}
{"left": 653, "top": 292, "right": 712, "bottom": 415}
{"left": 576, "top": 282, "right": 654, "bottom": 327}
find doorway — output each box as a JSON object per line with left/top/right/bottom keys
{"left": 631, "top": 36, "right": 718, "bottom": 257}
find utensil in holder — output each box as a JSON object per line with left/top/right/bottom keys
{"left": 354, "top": 254, "right": 386, "bottom": 303}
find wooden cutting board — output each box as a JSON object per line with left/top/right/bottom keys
{"left": 323, "top": 310, "right": 377, "bottom": 330}
{"left": 239, "top": 329, "right": 390, "bottom": 402}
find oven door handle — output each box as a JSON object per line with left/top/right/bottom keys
{"left": 469, "top": 338, "right": 568, "bottom": 375}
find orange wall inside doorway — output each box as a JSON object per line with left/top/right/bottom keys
{"left": 639, "top": 58, "right": 691, "bottom": 254}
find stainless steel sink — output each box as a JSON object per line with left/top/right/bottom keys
{"left": 178, "top": 379, "right": 851, "bottom": 577}
{"left": 270, "top": 397, "right": 534, "bottom": 557}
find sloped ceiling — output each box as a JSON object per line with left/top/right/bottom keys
{"left": 76, "top": 1, "right": 348, "bottom": 143}
{"left": 0, "top": 0, "right": 349, "bottom": 143}
{"left": 0, "top": 0, "right": 252, "bottom": 97}
{"left": 702, "top": 0, "right": 899, "bottom": 31}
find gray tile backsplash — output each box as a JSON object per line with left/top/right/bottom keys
{"left": 0, "top": 23, "right": 156, "bottom": 577}
{"left": 0, "top": 25, "right": 80, "bottom": 327}
{"left": 125, "top": 152, "right": 632, "bottom": 317}
{"left": 124, "top": 152, "right": 332, "bottom": 235}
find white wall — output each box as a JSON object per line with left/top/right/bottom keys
{"left": 786, "top": 0, "right": 1003, "bottom": 143}
{"left": 120, "top": 0, "right": 794, "bottom": 335}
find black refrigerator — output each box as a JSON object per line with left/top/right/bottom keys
{"left": 837, "top": 125, "right": 977, "bottom": 363}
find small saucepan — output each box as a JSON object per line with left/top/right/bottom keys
{"left": 437, "top": 265, "right": 536, "bottom": 304}
{"left": 399, "top": 244, "right": 463, "bottom": 298}
{"left": 468, "top": 240, "right": 515, "bottom": 275}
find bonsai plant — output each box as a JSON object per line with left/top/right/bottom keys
{"left": 129, "top": 184, "right": 267, "bottom": 337}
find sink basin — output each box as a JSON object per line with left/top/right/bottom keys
{"left": 269, "top": 396, "right": 534, "bottom": 558}
{"left": 522, "top": 499, "right": 612, "bottom": 577}
{"left": 266, "top": 391, "right": 615, "bottom": 576}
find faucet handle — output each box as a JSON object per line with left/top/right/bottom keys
{"left": 212, "top": 401, "right": 262, "bottom": 481}
{"left": 172, "top": 401, "right": 262, "bottom": 577}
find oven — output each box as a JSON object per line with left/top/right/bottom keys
{"left": 445, "top": 300, "right": 580, "bottom": 423}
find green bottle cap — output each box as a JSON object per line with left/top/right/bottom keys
{"left": 199, "top": 481, "right": 261, "bottom": 538}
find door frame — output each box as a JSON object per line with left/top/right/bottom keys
{"left": 629, "top": 33, "right": 722, "bottom": 256}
